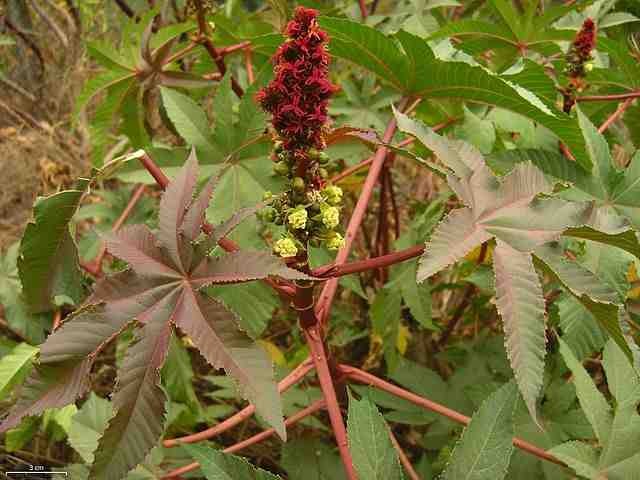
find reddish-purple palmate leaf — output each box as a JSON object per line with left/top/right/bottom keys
{"left": 158, "top": 149, "right": 199, "bottom": 273}
{"left": 175, "top": 288, "right": 286, "bottom": 439}
{"left": 102, "top": 225, "right": 180, "bottom": 279}
{"left": 2, "top": 151, "right": 309, "bottom": 480}
{"left": 0, "top": 359, "right": 91, "bottom": 432}
{"left": 181, "top": 169, "right": 221, "bottom": 241}
{"left": 90, "top": 292, "right": 179, "bottom": 480}
{"left": 190, "top": 250, "right": 309, "bottom": 288}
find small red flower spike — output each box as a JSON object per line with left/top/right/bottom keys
{"left": 256, "top": 7, "right": 338, "bottom": 153}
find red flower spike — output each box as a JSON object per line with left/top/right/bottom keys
{"left": 566, "top": 18, "right": 597, "bottom": 80}
{"left": 573, "top": 18, "right": 597, "bottom": 61}
{"left": 256, "top": 6, "right": 338, "bottom": 153}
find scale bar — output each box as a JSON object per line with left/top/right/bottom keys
{"left": 6, "top": 472, "right": 68, "bottom": 476}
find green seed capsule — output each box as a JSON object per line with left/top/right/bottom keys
{"left": 274, "top": 140, "right": 284, "bottom": 153}
{"left": 262, "top": 207, "right": 276, "bottom": 222}
{"left": 308, "top": 148, "right": 321, "bottom": 159}
{"left": 274, "top": 161, "right": 290, "bottom": 176}
{"left": 318, "top": 167, "right": 329, "bottom": 179}
{"left": 292, "top": 177, "right": 306, "bottom": 192}
{"left": 317, "top": 152, "right": 330, "bottom": 164}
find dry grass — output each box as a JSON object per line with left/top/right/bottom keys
{"left": 0, "top": 1, "right": 92, "bottom": 250}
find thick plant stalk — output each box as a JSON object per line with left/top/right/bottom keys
{"left": 161, "top": 400, "right": 326, "bottom": 479}
{"left": 386, "top": 166, "right": 401, "bottom": 239}
{"left": 163, "top": 358, "right": 314, "bottom": 447}
{"left": 342, "top": 365, "right": 566, "bottom": 467}
{"left": 375, "top": 166, "right": 390, "bottom": 282}
{"left": 313, "top": 244, "right": 424, "bottom": 278}
{"left": 304, "top": 325, "right": 358, "bottom": 480}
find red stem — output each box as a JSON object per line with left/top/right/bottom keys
{"left": 138, "top": 153, "right": 295, "bottom": 297}
{"left": 386, "top": 165, "right": 401, "bottom": 240}
{"left": 388, "top": 428, "right": 421, "bottom": 480}
{"left": 598, "top": 98, "right": 633, "bottom": 134}
{"left": 342, "top": 365, "right": 566, "bottom": 467}
{"left": 245, "top": 48, "right": 255, "bottom": 85}
{"left": 312, "top": 244, "right": 424, "bottom": 278}
{"left": 163, "top": 358, "right": 314, "bottom": 447}
{"left": 52, "top": 310, "right": 62, "bottom": 331}
{"left": 161, "top": 399, "right": 326, "bottom": 479}
{"left": 315, "top": 99, "right": 410, "bottom": 325}
{"left": 375, "top": 167, "right": 389, "bottom": 282}
{"left": 193, "top": 0, "right": 244, "bottom": 97}
{"left": 577, "top": 91, "right": 640, "bottom": 102}
{"left": 358, "top": 0, "right": 368, "bottom": 19}
{"left": 219, "top": 41, "right": 251, "bottom": 56}
{"left": 331, "top": 157, "right": 373, "bottom": 184}
{"left": 304, "top": 326, "right": 358, "bottom": 479}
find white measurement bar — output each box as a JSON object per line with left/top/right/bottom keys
{"left": 6, "top": 472, "right": 68, "bottom": 476}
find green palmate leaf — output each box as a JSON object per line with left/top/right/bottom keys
{"left": 18, "top": 180, "right": 88, "bottom": 312}
{"left": 2, "top": 154, "right": 307, "bottom": 479}
{"left": 596, "top": 37, "right": 640, "bottom": 90}
{"left": 4, "top": 416, "right": 39, "bottom": 453}
{"left": 370, "top": 288, "right": 403, "bottom": 370}
{"left": 182, "top": 443, "right": 282, "bottom": 480}
{"left": 400, "top": 112, "right": 594, "bottom": 420}
{"left": 552, "top": 339, "right": 640, "bottom": 479}
{"left": 347, "top": 392, "right": 403, "bottom": 480}
{"left": 206, "top": 282, "right": 279, "bottom": 338}
{"left": 557, "top": 339, "right": 612, "bottom": 444}
{"left": 556, "top": 295, "right": 607, "bottom": 361}
{"left": 388, "top": 259, "right": 434, "bottom": 330}
{"left": 121, "top": 86, "right": 150, "bottom": 149}
{"left": 87, "top": 41, "right": 135, "bottom": 71}
{"left": 67, "top": 393, "right": 114, "bottom": 463}
{"left": 162, "top": 336, "right": 200, "bottom": 413}
{"left": 0, "top": 343, "right": 38, "bottom": 400}
{"left": 0, "top": 244, "right": 49, "bottom": 344}
{"left": 75, "top": 70, "right": 136, "bottom": 119}
{"left": 564, "top": 226, "right": 640, "bottom": 263}
{"left": 281, "top": 439, "right": 346, "bottom": 480}
{"left": 549, "top": 441, "right": 601, "bottom": 479}
{"left": 160, "top": 87, "right": 216, "bottom": 156}
{"left": 533, "top": 243, "right": 632, "bottom": 359}
{"left": 441, "top": 381, "right": 518, "bottom": 480}
{"left": 159, "top": 71, "right": 274, "bottom": 248}
{"left": 560, "top": 109, "right": 640, "bottom": 234}
{"left": 89, "top": 78, "right": 138, "bottom": 165}
{"left": 321, "top": 19, "right": 589, "bottom": 168}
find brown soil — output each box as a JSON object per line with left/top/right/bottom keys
{"left": 0, "top": 126, "right": 87, "bottom": 249}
